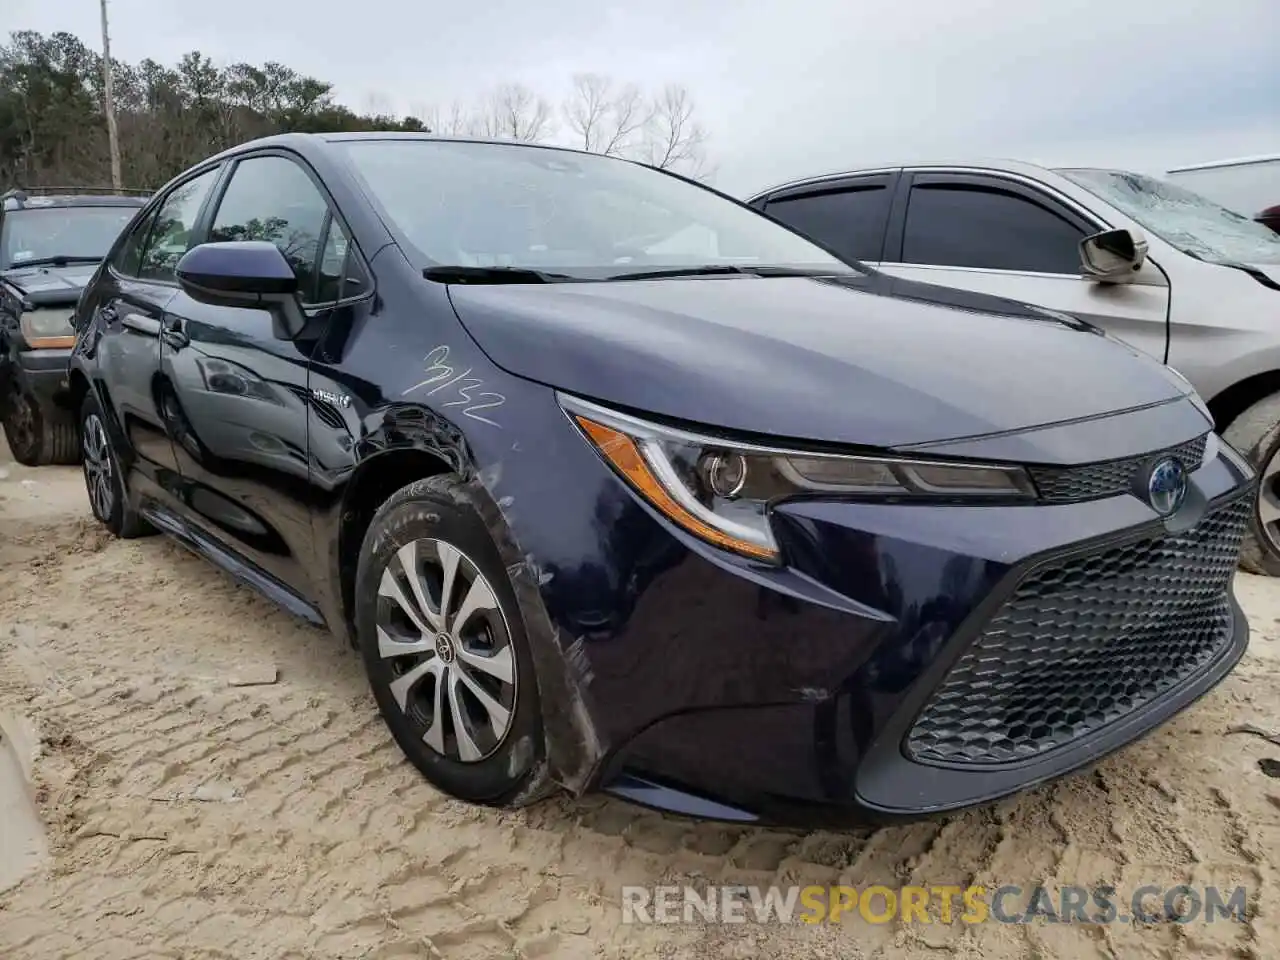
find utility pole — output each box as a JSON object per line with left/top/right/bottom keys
{"left": 99, "top": 0, "right": 123, "bottom": 191}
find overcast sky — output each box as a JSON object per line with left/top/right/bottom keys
{"left": 4, "top": 0, "right": 1277, "bottom": 195}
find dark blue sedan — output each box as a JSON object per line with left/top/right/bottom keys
{"left": 67, "top": 133, "right": 1256, "bottom": 824}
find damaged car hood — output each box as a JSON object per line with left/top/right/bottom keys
{"left": 447, "top": 271, "right": 1186, "bottom": 449}
{"left": 1, "top": 262, "right": 98, "bottom": 307}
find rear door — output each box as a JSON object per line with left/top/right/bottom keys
{"left": 756, "top": 172, "right": 898, "bottom": 265}
{"left": 86, "top": 166, "right": 222, "bottom": 498}
{"left": 876, "top": 170, "right": 1171, "bottom": 362}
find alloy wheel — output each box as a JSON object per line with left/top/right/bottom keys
{"left": 82, "top": 413, "right": 115, "bottom": 521}
{"left": 375, "top": 538, "right": 518, "bottom": 763}
{"left": 1258, "top": 449, "right": 1280, "bottom": 558}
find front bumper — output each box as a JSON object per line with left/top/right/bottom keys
{"left": 5, "top": 346, "right": 73, "bottom": 409}
{"left": 581, "top": 438, "right": 1254, "bottom": 825}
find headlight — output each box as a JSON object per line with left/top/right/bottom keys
{"left": 19, "top": 308, "right": 76, "bottom": 349}
{"left": 561, "top": 395, "right": 1035, "bottom": 563}
{"left": 195, "top": 356, "right": 284, "bottom": 405}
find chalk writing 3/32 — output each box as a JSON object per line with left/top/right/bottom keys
{"left": 401, "top": 344, "right": 506, "bottom": 427}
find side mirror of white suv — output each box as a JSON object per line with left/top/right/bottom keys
{"left": 1080, "top": 227, "right": 1149, "bottom": 282}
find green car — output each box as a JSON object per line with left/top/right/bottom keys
{"left": 0, "top": 187, "right": 149, "bottom": 464}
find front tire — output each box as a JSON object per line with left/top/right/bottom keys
{"left": 353, "top": 475, "right": 550, "bottom": 806}
{"left": 80, "top": 392, "right": 150, "bottom": 538}
{"left": 1223, "top": 392, "right": 1280, "bottom": 576}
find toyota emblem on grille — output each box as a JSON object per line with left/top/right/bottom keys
{"left": 1146, "top": 457, "right": 1188, "bottom": 517}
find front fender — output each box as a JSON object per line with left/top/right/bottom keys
{"left": 318, "top": 375, "right": 610, "bottom": 795}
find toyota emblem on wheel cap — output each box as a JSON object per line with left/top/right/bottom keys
{"left": 1146, "top": 457, "right": 1188, "bottom": 517}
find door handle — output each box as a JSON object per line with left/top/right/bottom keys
{"left": 121, "top": 312, "right": 160, "bottom": 336}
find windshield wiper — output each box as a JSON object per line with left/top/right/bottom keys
{"left": 607, "top": 264, "right": 750, "bottom": 280}
{"left": 422, "top": 265, "right": 578, "bottom": 284}
{"left": 1184, "top": 250, "right": 1280, "bottom": 291}
{"left": 9, "top": 255, "right": 102, "bottom": 268}
{"left": 422, "top": 263, "right": 859, "bottom": 285}
{"left": 605, "top": 264, "right": 856, "bottom": 281}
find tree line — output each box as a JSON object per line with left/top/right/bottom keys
{"left": 0, "top": 30, "right": 713, "bottom": 192}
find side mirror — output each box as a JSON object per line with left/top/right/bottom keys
{"left": 1079, "top": 227, "right": 1149, "bottom": 282}
{"left": 0, "top": 277, "right": 34, "bottom": 313}
{"left": 176, "top": 241, "right": 305, "bottom": 339}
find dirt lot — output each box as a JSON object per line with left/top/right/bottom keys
{"left": 2, "top": 440, "right": 1279, "bottom": 960}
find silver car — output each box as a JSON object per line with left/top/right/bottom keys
{"left": 747, "top": 161, "right": 1280, "bottom": 573}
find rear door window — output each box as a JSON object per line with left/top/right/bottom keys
{"left": 763, "top": 181, "right": 893, "bottom": 262}
{"left": 113, "top": 207, "right": 159, "bottom": 276}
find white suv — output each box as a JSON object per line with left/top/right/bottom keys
{"left": 747, "top": 161, "right": 1280, "bottom": 573}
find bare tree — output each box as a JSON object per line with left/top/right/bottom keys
{"left": 474, "top": 83, "right": 554, "bottom": 142}
{"left": 408, "top": 100, "right": 438, "bottom": 133}
{"left": 559, "top": 75, "right": 713, "bottom": 178}
{"left": 420, "top": 99, "right": 474, "bottom": 136}
{"left": 0, "top": 29, "right": 717, "bottom": 187}
{"left": 562, "top": 72, "right": 650, "bottom": 156}
{"left": 361, "top": 90, "right": 394, "bottom": 119}
{"left": 641, "top": 84, "right": 710, "bottom": 177}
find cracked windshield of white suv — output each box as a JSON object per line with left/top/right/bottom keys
{"left": 1061, "top": 168, "right": 1280, "bottom": 266}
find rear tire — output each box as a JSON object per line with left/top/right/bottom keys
{"left": 80, "top": 392, "right": 150, "bottom": 539}
{"left": 1222, "top": 392, "right": 1280, "bottom": 576}
{"left": 2, "top": 388, "right": 78, "bottom": 466}
{"left": 353, "top": 474, "right": 553, "bottom": 807}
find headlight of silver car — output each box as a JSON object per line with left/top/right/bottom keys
{"left": 19, "top": 308, "right": 76, "bottom": 349}
{"left": 1216, "top": 433, "right": 1256, "bottom": 480}
{"left": 561, "top": 395, "right": 1035, "bottom": 563}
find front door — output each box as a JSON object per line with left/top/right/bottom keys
{"left": 874, "top": 172, "right": 1172, "bottom": 364}
{"left": 161, "top": 151, "right": 344, "bottom": 605}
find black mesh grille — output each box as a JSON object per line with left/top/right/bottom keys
{"left": 905, "top": 494, "right": 1249, "bottom": 767}
{"left": 1030, "top": 435, "right": 1208, "bottom": 503}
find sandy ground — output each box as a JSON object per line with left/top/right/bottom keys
{"left": 1, "top": 439, "right": 1279, "bottom": 960}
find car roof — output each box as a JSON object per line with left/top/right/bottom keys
{"left": 200, "top": 130, "right": 632, "bottom": 166}
{"left": 746, "top": 158, "right": 1103, "bottom": 202}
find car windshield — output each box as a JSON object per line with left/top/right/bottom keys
{"left": 1058, "top": 168, "right": 1280, "bottom": 266}
{"left": 0, "top": 204, "right": 138, "bottom": 270}
{"left": 337, "top": 138, "right": 860, "bottom": 279}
